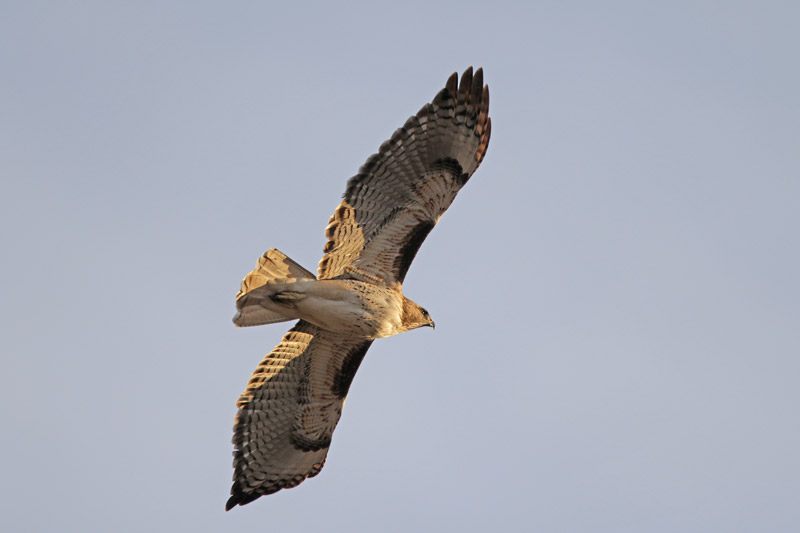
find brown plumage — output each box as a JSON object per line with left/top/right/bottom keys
{"left": 227, "top": 67, "right": 491, "bottom": 510}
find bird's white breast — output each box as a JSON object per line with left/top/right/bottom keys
{"left": 285, "top": 280, "right": 404, "bottom": 339}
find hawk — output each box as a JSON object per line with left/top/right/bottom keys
{"left": 227, "top": 67, "right": 491, "bottom": 510}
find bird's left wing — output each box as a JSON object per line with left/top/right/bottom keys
{"left": 227, "top": 320, "right": 373, "bottom": 509}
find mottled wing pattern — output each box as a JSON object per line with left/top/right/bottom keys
{"left": 227, "top": 320, "right": 373, "bottom": 509}
{"left": 318, "top": 67, "right": 491, "bottom": 284}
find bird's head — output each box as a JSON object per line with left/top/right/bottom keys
{"left": 402, "top": 298, "right": 435, "bottom": 331}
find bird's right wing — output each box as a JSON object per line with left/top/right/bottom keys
{"left": 317, "top": 67, "right": 491, "bottom": 285}
{"left": 227, "top": 320, "right": 373, "bottom": 509}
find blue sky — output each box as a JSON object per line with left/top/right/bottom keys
{"left": 2, "top": 2, "right": 798, "bottom": 532}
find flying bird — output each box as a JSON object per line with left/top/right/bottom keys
{"left": 227, "top": 67, "right": 491, "bottom": 510}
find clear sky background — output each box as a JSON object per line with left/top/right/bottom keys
{"left": 2, "top": 2, "right": 798, "bottom": 532}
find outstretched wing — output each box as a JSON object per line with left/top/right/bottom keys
{"left": 318, "top": 67, "right": 491, "bottom": 283}
{"left": 227, "top": 321, "right": 373, "bottom": 509}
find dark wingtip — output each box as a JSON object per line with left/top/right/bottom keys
{"left": 445, "top": 71, "right": 458, "bottom": 95}
{"left": 459, "top": 67, "right": 473, "bottom": 99}
{"left": 226, "top": 484, "right": 262, "bottom": 511}
{"left": 473, "top": 67, "right": 484, "bottom": 84}
{"left": 225, "top": 496, "right": 237, "bottom": 512}
{"left": 472, "top": 68, "right": 484, "bottom": 103}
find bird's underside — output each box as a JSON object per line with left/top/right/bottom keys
{"left": 227, "top": 67, "right": 491, "bottom": 510}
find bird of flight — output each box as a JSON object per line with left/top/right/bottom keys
{"left": 227, "top": 67, "right": 491, "bottom": 510}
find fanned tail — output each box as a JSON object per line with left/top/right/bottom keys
{"left": 233, "top": 249, "right": 315, "bottom": 327}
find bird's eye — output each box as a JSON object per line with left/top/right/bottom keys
{"left": 422, "top": 309, "right": 429, "bottom": 317}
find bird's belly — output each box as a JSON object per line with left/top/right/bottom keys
{"left": 293, "top": 282, "right": 402, "bottom": 338}
{"left": 295, "top": 299, "right": 370, "bottom": 333}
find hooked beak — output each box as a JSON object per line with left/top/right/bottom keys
{"left": 428, "top": 320, "right": 435, "bottom": 329}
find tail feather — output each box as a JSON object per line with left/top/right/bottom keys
{"left": 234, "top": 249, "right": 315, "bottom": 327}
{"left": 236, "top": 249, "right": 315, "bottom": 299}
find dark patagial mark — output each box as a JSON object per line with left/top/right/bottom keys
{"left": 332, "top": 341, "right": 374, "bottom": 399}
{"left": 431, "top": 157, "right": 468, "bottom": 186}
{"left": 395, "top": 220, "right": 436, "bottom": 283}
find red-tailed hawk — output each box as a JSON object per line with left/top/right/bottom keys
{"left": 227, "top": 67, "right": 491, "bottom": 510}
